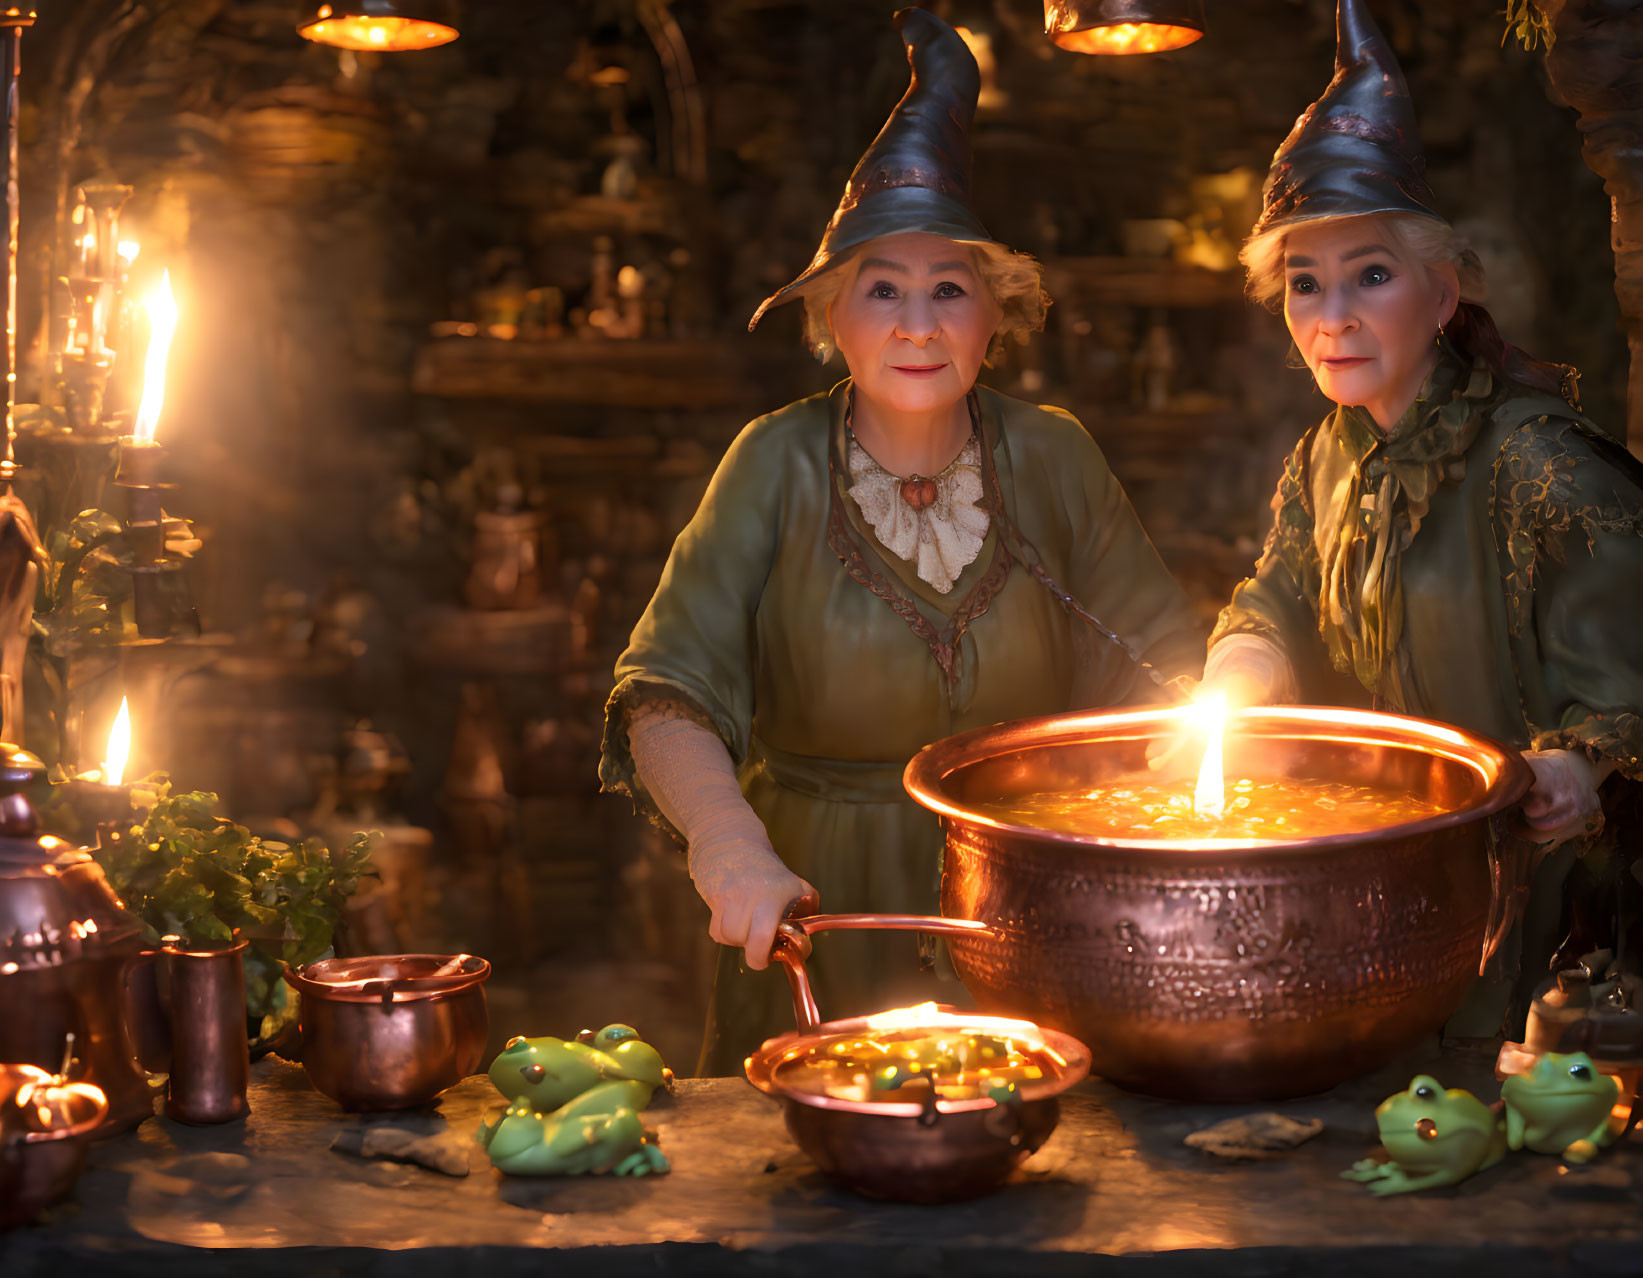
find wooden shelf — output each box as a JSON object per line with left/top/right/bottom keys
{"left": 412, "top": 336, "right": 751, "bottom": 409}
{"left": 1044, "top": 256, "right": 1245, "bottom": 308}
{"left": 408, "top": 602, "right": 570, "bottom": 676}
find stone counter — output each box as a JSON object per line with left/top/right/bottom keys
{"left": 4, "top": 1047, "right": 1641, "bottom": 1277}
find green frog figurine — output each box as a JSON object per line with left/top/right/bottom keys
{"left": 1342, "top": 1075, "right": 1506, "bottom": 1195}
{"left": 1500, "top": 1051, "right": 1620, "bottom": 1163}
{"left": 475, "top": 1024, "right": 672, "bottom": 1177}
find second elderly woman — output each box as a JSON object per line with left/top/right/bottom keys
{"left": 1201, "top": 0, "right": 1643, "bottom": 1034}
{"left": 601, "top": 8, "right": 1203, "bottom": 1074}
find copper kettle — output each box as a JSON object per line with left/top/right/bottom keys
{"left": 0, "top": 746, "right": 157, "bottom": 1133}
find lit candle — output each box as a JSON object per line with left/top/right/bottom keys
{"left": 1191, "top": 694, "right": 1227, "bottom": 818}
{"left": 132, "top": 271, "right": 177, "bottom": 446}
{"left": 102, "top": 696, "right": 131, "bottom": 787}
{"left": 68, "top": 698, "right": 138, "bottom": 835}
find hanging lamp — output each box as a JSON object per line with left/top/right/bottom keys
{"left": 1044, "top": 0, "right": 1205, "bottom": 54}
{"left": 297, "top": 0, "right": 459, "bottom": 53}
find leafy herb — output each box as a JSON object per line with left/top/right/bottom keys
{"left": 1503, "top": 0, "right": 1554, "bottom": 50}
{"left": 90, "top": 782, "right": 378, "bottom": 1030}
{"left": 28, "top": 508, "right": 136, "bottom": 769}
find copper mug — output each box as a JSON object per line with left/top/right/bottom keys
{"left": 161, "top": 937, "right": 250, "bottom": 1124}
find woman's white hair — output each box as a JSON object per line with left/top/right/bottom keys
{"left": 795, "top": 240, "right": 1049, "bottom": 363}
{"left": 1240, "top": 211, "right": 1486, "bottom": 309}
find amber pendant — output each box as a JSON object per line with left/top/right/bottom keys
{"left": 899, "top": 477, "right": 939, "bottom": 511}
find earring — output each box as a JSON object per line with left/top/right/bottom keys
{"left": 1435, "top": 322, "right": 1446, "bottom": 349}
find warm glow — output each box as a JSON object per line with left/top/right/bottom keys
{"left": 862, "top": 1002, "right": 1056, "bottom": 1057}
{"left": 298, "top": 13, "right": 458, "bottom": 52}
{"left": 1191, "top": 694, "right": 1227, "bottom": 817}
{"left": 103, "top": 698, "right": 131, "bottom": 788}
{"left": 1049, "top": 21, "right": 1201, "bottom": 54}
{"left": 117, "top": 241, "right": 140, "bottom": 264}
{"left": 133, "top": 271, "right": 177, "bottom": 443}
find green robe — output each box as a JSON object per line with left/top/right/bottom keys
{"left": 602, "top": 381, "right": 1204, "bottom": 1075}
{"left": 1213, "top": 350, "right": 1643, "bottom": 1029}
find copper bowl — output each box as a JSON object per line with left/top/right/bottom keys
{"left": 905, "top": 705, "right": 1534, "bottom": 1101}
{"left": 746, "top": 915, "right": 1091, "bottom": 1202}
{"left": 284, "top": 954, "right": 489, "bottom": 1110}
{"left": 0, "top": 1064, "right": 108, "bottom": 1229}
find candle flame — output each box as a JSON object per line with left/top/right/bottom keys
{"left": 117, "top": 241, "right": 140, "bottom": 264}
{"left": 1191, "top": 694, "right": 1227, "bottom": 818}
{"left": 133, "top": 271, "right": 178, "bottom": 443}
{"left": 104, "top": 698, "right": 131, "bottom": 788}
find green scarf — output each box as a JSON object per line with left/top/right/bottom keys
{"left": 1318, "top": 346, "right": 1498, "bottom": 707}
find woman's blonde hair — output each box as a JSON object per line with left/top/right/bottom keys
{"left": 796, "top": 239, "right": 1049, "bottom": 363}
{"left": 1239, "top": 211, "right": 1486, "bottom": 309}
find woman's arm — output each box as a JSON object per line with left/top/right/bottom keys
{"left": 627, "top": 708, "right": 814, "bottom": 970}
{"left": 1208, "top": 427, "right": 1328, "bottom": 698}
{"left": 599, "top": 412, "right": 792, "bottom": 829}
{"left": 599, "top": 409, "right": 811, "bottom": 964}
{"left": 1497, "top": 420, "right": 1643, "bottom": 841}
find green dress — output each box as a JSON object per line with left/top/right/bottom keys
{"left": 1213, "top": 348, "right": 1643, "bottom": 1028}
{"left": 602, "top": 381, "right": 1204, "bottom": 1075}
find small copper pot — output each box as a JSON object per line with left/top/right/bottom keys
{"left": 0, "top": 1064, "right": 108, "bottom": 1229}
{"left": 745, "top": 914, "right": 1091, "bottom": 1203}
{"left": 284, "top": 954, "right": 489, "bottom": 1111}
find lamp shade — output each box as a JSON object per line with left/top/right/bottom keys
{"left": 297, "top": 0, "right": 458, "bottom": 52}
{"left": 1044, "top": 0, "right": 1204, "bottom": 54}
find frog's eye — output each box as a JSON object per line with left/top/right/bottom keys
{"left": 521, "top": 1063, "right": 546, "bottom": 1084}
{"left": 1414, "top": 1084, "right": 1435, "bottom": 1100}
{"left": 504, "top": 1036, "right": 525, "bottom": 1050}
{"left": 1569, "top": 1062, "right": 1592, "bottom": 1081}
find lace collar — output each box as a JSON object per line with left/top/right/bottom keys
{"left": 844, "top": 423, "right": 989, "bottom": 595}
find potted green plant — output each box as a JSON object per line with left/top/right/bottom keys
{"left": 87, "top": 784, "right": 378, "bottom": 1050}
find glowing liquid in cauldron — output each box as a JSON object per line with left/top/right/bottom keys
{"left": 775, "top": 1029, "right": 1049, "bottom": 1104}
{"left": 982, "top": 776, "right": 1445, "bottom": 842}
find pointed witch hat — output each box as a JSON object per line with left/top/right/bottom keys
{"left": 748, "top": 7, "right": 992, "bottom": 331}
{"left": 1251, "top": 0, "right": 1442, "bottom": 237}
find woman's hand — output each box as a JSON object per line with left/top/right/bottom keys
{"left": 1148, "top": 635, "right": 1296, "bottom": 776}
{"left": 1520, "top": 748, "right": 1610, "bottom": 845}
{"left": 687, "top": 836, "right": 818, "bottom": 971}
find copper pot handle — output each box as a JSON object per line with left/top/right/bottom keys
{"left": 1480, "top": 812, "right": 1553, "bottom": 977}
{"left": 769, "top": 905, "right": 999, "bottom": 1033}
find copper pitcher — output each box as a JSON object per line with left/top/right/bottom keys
{"left": 0, "top": 747, "right": 157, "bottom": 1133}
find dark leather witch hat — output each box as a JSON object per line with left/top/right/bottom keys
{"left": 748, "top": 7, "right": 992, "bottom": 330}
{"left": 1252, "top": 0, "right": 1442, "bottom": 237}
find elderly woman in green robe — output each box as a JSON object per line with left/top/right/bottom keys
{"left": 600, "top": 8, "right": 1203, "bottom": 1075}
{"left": 1202, "top": 0, "right": 1643, "bottom": 1032}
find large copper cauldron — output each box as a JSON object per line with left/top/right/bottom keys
{"left": 745, "top": 913, "right": 1091, "bottom": 1202}
{"left": 905, "top": 705, "right": 1534, "bottom": 1101}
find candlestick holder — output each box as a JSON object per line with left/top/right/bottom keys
{"left": 75, "top": 184, "right": 131, "bottom": 288}
{"left": 113, "top": 437, "right": 193, "bottom": 639}
{"left": 58, "top": 339, "right": 113, "bottom": 435}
